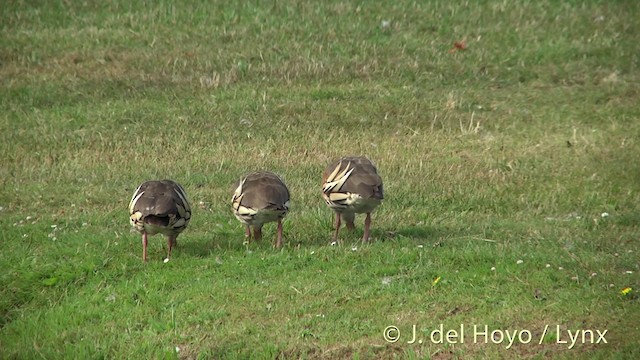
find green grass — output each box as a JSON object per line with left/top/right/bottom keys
{"left": 1, "top": 0, "right": 639, "bottom": 358}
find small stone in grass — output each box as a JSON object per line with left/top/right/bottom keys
{"left": 164, "top": 258, "right": 170, "bottom": 263}
{"left": 517, "top": 260, "right": 524, "bottom": 265}
{"left": 545, "top": 264, "right": 551, "bottom": 268}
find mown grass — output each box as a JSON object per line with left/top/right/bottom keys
{"left": 1, "top": 0, "right": 639, "bottom": 358}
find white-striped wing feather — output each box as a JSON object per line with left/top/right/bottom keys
{"left": 323, "top": 162, "right": 354, "bottom": 193}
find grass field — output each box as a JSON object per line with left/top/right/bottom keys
{"left": 1, "top": 0, "right": 639, "bottom": 358}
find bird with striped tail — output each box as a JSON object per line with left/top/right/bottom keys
{"left": 232, "top": 171, "right": 290, "bottom": 248}
{"left": 129, "top": 180, "right": 191, "bottom": 262}
{"left": 322, "top": 156, "right": 383, "bottom": 243}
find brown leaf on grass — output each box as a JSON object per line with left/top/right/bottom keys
{"left": 449, "top": 40, "right": 467, "bottom": 53}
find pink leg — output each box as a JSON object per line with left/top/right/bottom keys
{"left": 275, "top": 219, "right": 283, "bottom": 249}
{"left": 142, "top": 232, "right": 148, "bottom": 262}
{"left": 333, "top": 212, "right": 341, "bottom": 243}
{"left": 245, "top": 225, "right": 251, "bottom": 239}
{"left": 362, "top": 213, "right": 372, "bottom": 243}
{"left": 167, "top": 235, "right": 177, "bottom": 259}
{"left": 253, "top": 225, "right": 263, "bottom": 241}
{"left": 346, "top": 220, "right": 355, "bottom": 230}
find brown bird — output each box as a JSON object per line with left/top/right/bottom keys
{"left": 232, "top": 171, "right": 290, "bottom": 248}
{"left": 322, "top": 156, "right": 383, "bottom": 243}
{"left": 129, "top": 180, "right": 191, "bottom": 262}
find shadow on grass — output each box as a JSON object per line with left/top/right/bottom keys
{"left": 296, "top": 224, "right": 452, "bottom": 246}
{"left": 177, "top": 238, "right": 219, "bottom": 258}
{"left": 175, "top": 223, "right": 484, "bottom": 253}
{"left": 177, "top": 231, "right": 284, "bottom": 257}
{"left": 387, "top": 225, "right": 438, "bottom": 239}
{"left": 375, "top": 223, "right": 478, "bottom": 245}
{"left": 179, "top": 236, "right": 241, "bottom": 257}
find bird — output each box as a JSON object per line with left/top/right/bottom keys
{"left": 322, "top": 156, "right": 383, "bottom": 243}
{"left": 232, "top": 171, "right": 290, "bottom": 248}
{"left": 128, "top": 180, "right": 191, "bottom": 262}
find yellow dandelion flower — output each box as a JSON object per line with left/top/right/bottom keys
{"left": 620, "top": 287, "right": 632, "bottom": 296}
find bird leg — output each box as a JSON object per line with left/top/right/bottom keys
{"left": 362, "top": 213, "right": 372, "bottom": 243}
{"left": 275, "top": 219, "right": 283, "bottom": 249}
{"left": 253, "top": 225, "right": 263, "bottom": 241}
{"left": 167, "top": 234, "right": 177, "bottom": 259}
{"left": 333, "top": 212, "right": 341, "bottom": 244}
{"left": 245, "top": 225, "right": 251, "bottom": 239}
{"left": 142, "top": 232, "right": 148, "bottom": 262}
{"left": 342, "top": 213, "right": 356, "bottom": 230}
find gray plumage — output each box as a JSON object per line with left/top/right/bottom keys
{"left": 232, "top": 171, "right": 290, "bottom": 248}
{"left": 322, "top": 156, "right": 383, "bottom": 243}
{"left": 129, "top": 179, "right": 191, "bottom": 261}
